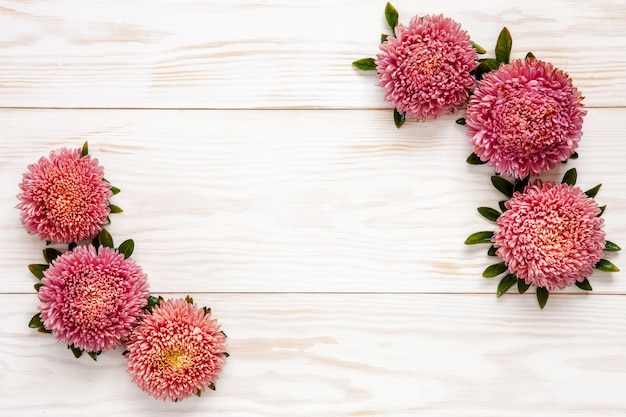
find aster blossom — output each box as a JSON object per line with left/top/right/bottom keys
{"left": 353, "top": 3, "right": 479, "bottom": 127}
{"left": 125, "top": 297, "right": 228, "bottom": 402}
{"left": 36, "top": 242, "right": 149, "bottom": 354}
{"left": 465, "top": 170, "right": 620, "bottom": 308}
{"left": 465, "top": 58, "right": 586, "bottom": 178}
{"left": 17, "top": 142, "right": 117, "bottom": 244}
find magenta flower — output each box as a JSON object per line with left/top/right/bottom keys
{"left": 466, "top": 59, "right": 586, "bottom": 178}
{"left": 125, "top": 298, "right": 228, "bottom": 402}
{"left": 376, "top": 14, "right": 478, "bottom": 120}
{"left": 493, "top": 181, "right": 605, "bottom": 291}
{"left": 17, "top": 146, "right": 112, "bottom": 244}
{"left": 38, "top": 245, "right": 149, "bottom": 353}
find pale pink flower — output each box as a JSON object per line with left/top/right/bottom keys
{"left": 125, "top": 298, "right": 227, "bottom": 402}
{"left": 17, "top": 147, "right": 112, "bottom": 244}
{"left": 376, "top": 14, "right": 478, "bottom": 120}
{"left": 38, "top": 245, "right": 149, "bottom": 353}
{"left": 466, "top": 59, "right": 586, "bottom": 178}
{"left": 493, "top": 181, "right": 605, "bottom": 291}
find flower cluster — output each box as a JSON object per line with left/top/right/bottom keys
{"left": 21, "top": 142, "right": 227, "bottom": 401}
{"left": 355, "top": 3, "right": 619, "bottom": 307}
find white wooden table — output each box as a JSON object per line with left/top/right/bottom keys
{"left": 1, "top": 1, "right": 625, "bottom": 416}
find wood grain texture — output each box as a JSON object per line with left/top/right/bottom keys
{"left": 2, "top": 108, "right": 624, "bottom": 295}
{"left": 0, "top": 0, "right": 624, "bottom": 108}
{"left": 3, "top": 293, "right": 626, "bottom": 417}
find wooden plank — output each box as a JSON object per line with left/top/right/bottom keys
{"left": 0, "top": 0, "right": 624, "bottom": 108}
{"left": 3, "top": 293, "right": 626, "bottom": 416}
{"left": 2, "top": 108, "right": 624, "bottom": 294}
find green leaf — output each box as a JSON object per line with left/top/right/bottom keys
{"left": 464, "top": 231, "right": 494, "bottom": 245}
{"left": 352, "top": 58, "right": 376, "bottom": 71}
{"left": 87, "top": 351, "right": 101, "bottom": 361}
{"left": 570, "top": 151, "right": 579, "bottom": 160}
{"left": 110, "top": 186, "right": 121, "bottom": 195}
{"left": 491, "top": 176, "right": 514, "bottom": 198}
{"left": 525, "top": 51, "right": 536, "bottom": 60}
{"left": 80, "top": 141, "right": 88, "bottom": 157}
{"left": 487, "top": 246, "right": 497, "bottom": 256}
{"left": 118, "top": 239, "right": 135, "bottom": 259}
{"left": 146, "top": 295, "right": 163, "bottom": 311}
{"left": 498, "top": 201, "right": 508, "bottom": 212}
{"left": 393, "top": 108, "right": 406, "bottom": 128}
{"left": 483, "top": 262, "right": 507, "bottom": 278}
{"left": 477, "top": 207, "right": 500, "bottom": 222}
{"left": 467, "top": 152, "right": 486, "bottom": 165}
{"left": 497, "top": 274, "right": 518, "bottom": 297}
{"left": 380, "top": 33, "right": 388, "bottom": 44}
{"left": 585, "top": 184, "right": 602, "bottom": 198}
{"left": 455, "top": 117, "right": 466, "bottom": 125}
{"left": 595, "top": 259, "right": 620, "bottom": 272}
{"left": 561, "top": 168, "right": 577, "bottom": 186}
{"left": 109, "top": 204, "right": 123, "bottom": 213}
{"left": 495, "top": 27, "right": 512, "bottom": 64}
{"left": 605, "top": 240, "right": 621, "bottom": 252}
{"left": 99, "top": 229, "right": 114, "bottom": 249}
{"left": 384, "top": 2, "right": 399, "bottom": 32}
{"left": 598, "top": 205, "right": 606, "bottom": 217}
{"left": 28, "top": 264, "right": 48, "bottom": 279}
{"left": 185, "top": 295, "right": 194, "bottom": 304}
{"left": 536, "top": 287, "right": 549, "bottom": 309}
{"left": 513, "top": 177, "right": 529, "bottom": 193}
{"left": 68, "top": 345, "right": 83, "bottom": 359}
{"left": 42, "top": 248, "right": 62, "bottom": 264}
{"left": 34, "top": 283, "right": 43, "bottom": 292}
{"left": 28, "top": 313, "right": 44, "bottom": 329}
{"left": 471, "top": 40, "right": 486, "bottom": 54}
{"left": 68, "top": 242, "right": 77, "bottom": 251}
{"left": 475, "top": 58, "right": 499, "bottom": 79}
{"left": 575, "top": 278, "right": 593, "bottom": 291}
{"left": 517, "top": 278, "right": 531, "bottom": 294}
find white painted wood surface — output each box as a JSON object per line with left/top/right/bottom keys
{"left": 1, "top": 1, "right": 625, "bottom": 416}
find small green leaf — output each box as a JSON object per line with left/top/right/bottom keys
{"left": 595, "top": 259, "right": 620, "bottom": 272}
{"left": 570, "top": 151, "right": 579, "bottom": 160}
{"left": 536, "top": 287, "right": 549, "bottom": 309}
{"left": 352, "top": 58, "right": 376, "bottom": 71}
{"left": 575, "top": 278, "right": 593, "bottom": 291}
{"left": 185, "top": 295, "right": 194, "bottom": 304}
{"left": 34, "top": 283, "right": 43, "bottom": 292}
{"left": 598, "top": 205, "right": 606, "bottom": 217}
{"left": 110, "top": 186, "right": 121, "bottom": 195}
{"left": 513, "top": 177, "right": 529, "bottom": 193}
{"left": 109, "top": 204, "right": 123, "bottom": 213}
{"left": 525, "top": 51, "right": 536, "bottom": 60}
{"left": 68, "top": 242, "right": 77, "bottom": 251}
{"left": 585, "top": 184, "right": 602, "bottom": 198}
{"left": 29, "top": 313, "right": 44, "bottom": 329}
{"left": 208, "top": 382, "right": 216, "bottom": 391}
{"left": 483, "top": 262, "right": 507, "bottom": 278}
{"left": 497, "top": 274, "right": 518, "bottom": 297}
{"left": 491, "top": 176, "right": 514, "bottom": 198}
{"left": 561, "top": 168, "right": 577, "bottom": 186}
{"left": 465, "top": 231, "right": 494, "bottom": 245}
{"left": 380, "top": 33, "right": 388, "bottom": 44}
{"left": 475, "top": 58, "right": 499, "bottom": 79}
{"left": 487, "top": 246, "right": 497, "bottom": 256}
{"left": 495, "top": 27, "right": 512, "bottom": 64}
{"left": 605, "top": 241, "right": 621, "bottom": 252}
{"left": 80, "top": 141, "right": 88, "bottom": 157}
{"left": 223, "top": 351, "right": 230, "bottom": 357}
{"left": 477, "top": 207, "right": 500, "bottom": 222}
{"left": 99, "top": 229, "right": 114, "bottom": 249}
{"left": 393, "top": 108, "right": 406, "bottom": 128}
{"left": 471, "top": 40, "right": 486, "bottom": 54}
{"left": 28, "top": 264, "right": 48, "bottom": 279}
{"left": 384, "top": 2, "right": 399, "bottom": 32}
{"left": 146, "top": 295, "right": 163, "bottom": 310}
{"left": 467, "top": 152, "right": 486, "bottom": 165}
{"left": 87, "top": 351, "right": 101, "bottom": 361}
{"left": 68, "top": 345, "right": 83, "bottom": 359}
{"left": 498, "top": 201, "right": 507, "bottom": 212}
{"left": 42, "top": 248, "right": 62, "bottom": 264}
{"left": 118, "top": 239, "right": 135, "bottom": 259}
{"left": 517, "top": 278, "right": 531, "bottom": 294}
{"left": 455, "top": 117, "right": 466, "bottom": 125}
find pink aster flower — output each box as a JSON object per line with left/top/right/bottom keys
{"left": 493, "top": 181, "right": 605, "bottom": 291}
{"left": 38, "top": 245, "right": 149, "bottom": 353}
{"left": 376, "top": 14, "right": 478, "bottom": 120}
{"left": 466, "top": 59, "right": 586, "bottom": 178}
{"left": 125, "top": 298, "right": 227, "bottom": 402}
{"left": 17, "top": 146, "right": 112, "bottom": 244}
